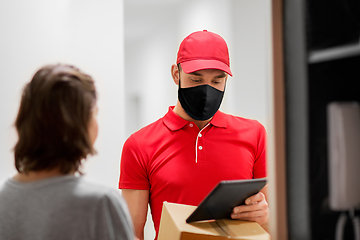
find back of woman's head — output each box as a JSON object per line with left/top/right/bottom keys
{"left": 14, "top": 64, "right": 97, "bottom": 174}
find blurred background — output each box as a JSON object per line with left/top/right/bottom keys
{"left": 0, "top": 0, "right": 271, "bottom": 239}
{"left": 0, "top": 0, "right": 125, "bottom": 190}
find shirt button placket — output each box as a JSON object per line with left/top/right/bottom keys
{"left": 197, "top": 133, "right": 204, "bottom": 161}
{"left": 195, "top": 123, "right": 209, "bottom": 163}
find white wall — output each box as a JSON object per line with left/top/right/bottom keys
{"left": 124, "top": 0, "right": 271, "bottom": 239}
{"left": 0, "top": 1, "right": 125, "bottom": 188}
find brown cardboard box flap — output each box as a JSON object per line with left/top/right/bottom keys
{"left": 158, "top": 202, "right": 270, "bottom": 240}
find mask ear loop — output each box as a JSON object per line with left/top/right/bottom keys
{"left": 177, "top": 63, "right": 182, "bottom": 89}
{"left": 221, "top": 73, "right": 228, "bottom": 93}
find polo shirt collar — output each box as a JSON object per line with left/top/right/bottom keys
{"left": 210, "top": 110, "right": 228, "bottom": 128}
{"left": 163, "top": 106, "right": 189, "bottom": 131}
{"left": 163, "top": 106, "right": 228, "bottom": 131}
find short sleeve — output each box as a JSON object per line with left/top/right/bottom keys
{"left": 253, "top": 122, "right": 267, "bottom": 179}
{"left": 93, "top": 190, "right": 134, "bottom": 240}
{"left": 119, "top": 135, "right": 150, "bottom": 190}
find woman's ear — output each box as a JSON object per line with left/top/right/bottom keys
{"left": 171, "top": 64, "right": 179, "bottom": 86}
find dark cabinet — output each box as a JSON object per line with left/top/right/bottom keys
{"left": 284, "top": 0, "right": 360, "bottom": 239}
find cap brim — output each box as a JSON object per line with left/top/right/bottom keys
{"left": 180, "top": 59, "right": 232, "bottom": 76}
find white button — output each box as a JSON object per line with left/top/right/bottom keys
{"left": 198, "top": 133, "right": 202, "bottom": 137}
{"left": 198, "top": 146, "right": 203, "bottom": 150}
{"left": 189, "top": 123, "right": 193, "bottom": 127}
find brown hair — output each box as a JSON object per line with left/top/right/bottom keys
{"left": 14, "top": 64, "right": 97, "bottom": 174}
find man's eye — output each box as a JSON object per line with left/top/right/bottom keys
{"left": 191, "top": 79, "right": 201, "bottom": 82}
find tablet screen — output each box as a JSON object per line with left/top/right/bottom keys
{"left": 186, "top": 178, "right": 267, "bottom": 223}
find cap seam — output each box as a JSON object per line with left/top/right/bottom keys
{"left": 178, "top": 57, "right": 229, "bottom": 65}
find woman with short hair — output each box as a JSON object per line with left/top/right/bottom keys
{"left": 0, "top": 64, "right": 134, "bottom": 240}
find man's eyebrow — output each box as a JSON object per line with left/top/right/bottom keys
{"left": 189, "top": 72, "right": 202, "bottom": 76}
{"left": 214, "top": 72, "right": 227, "bottom": 78}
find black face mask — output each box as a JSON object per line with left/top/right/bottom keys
{"left": 178, "top": 77, "right": 225, "bottom": 121}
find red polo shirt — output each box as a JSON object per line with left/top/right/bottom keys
{"left": 119, "top": 106, "right": 267, "bottom": 237}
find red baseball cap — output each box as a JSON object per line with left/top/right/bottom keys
{"left": 176, "top": 30, "right": 232, "bottom": 76}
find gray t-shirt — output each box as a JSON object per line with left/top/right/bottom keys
{"left": 0, "top": 175, "right": 134, "bottom": 240}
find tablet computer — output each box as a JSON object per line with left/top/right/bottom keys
{"left": 186, "top": 178, "right": 267, "bottom": 223}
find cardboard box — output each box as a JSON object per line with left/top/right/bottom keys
{"left": 158, "top": 202, "right": 270, "bottom": 240}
